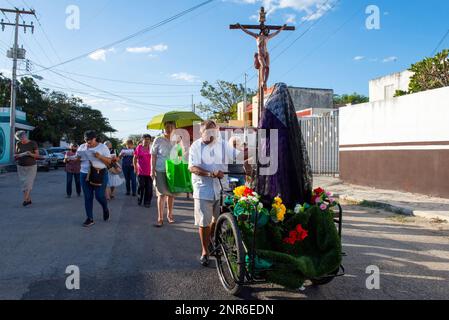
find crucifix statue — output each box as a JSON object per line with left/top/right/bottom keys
{"left": 230, "top": 6, "right": 295, "bottom": 113}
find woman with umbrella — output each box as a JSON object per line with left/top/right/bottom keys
{"left": 148, "top": 111, "right": 202, "bottom": 227}
{"left": 151, "top": 121, "right": 177, "bottom": 227}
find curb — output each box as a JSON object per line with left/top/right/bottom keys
{"left": 338, "top": 194, "right": 449, "bottom": 222}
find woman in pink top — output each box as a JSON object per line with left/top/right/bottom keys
{"left": 133, "top": 134, "right": 153, "bottom": 208}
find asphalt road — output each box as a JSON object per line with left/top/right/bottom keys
{"left": 0, "top": 170, "right": 448, "bottom": 300}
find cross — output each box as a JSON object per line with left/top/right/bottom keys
{"left": 230, "top": 7, "right": 295, "bottom": 117}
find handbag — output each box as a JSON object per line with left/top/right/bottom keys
{"left": 86, "top": 161, "right": 106, "bottom": 187}
{"left": 108, "top": 162, "right": 122, "bottom": 175}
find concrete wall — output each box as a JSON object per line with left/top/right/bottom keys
{"left": 339, "top": 86, "right": 449, "bottom": 198}
{"left": 288, "top": 87, "right": 334, "bottom": 111}
{"left": 369, "top": 70, "right": 413, "bottom": 102}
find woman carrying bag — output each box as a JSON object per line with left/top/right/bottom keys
{"left": 76, "top": 131, "right": 112, "bottom": 228}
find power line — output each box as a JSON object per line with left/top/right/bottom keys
{"left": 27, "top": 68, "right": 202, "bottom": 87}
{"left": 29, "top": 61, "right": 192, "bottom": 112}
{"left": 278, "top": 4, "right": 364, "bottom": 81}
{"left": 229, "top": 0, "right": 337, "bottom": 85}
{"left": 432, "top": 28, "right": 449, "bottom": 56}
{"left": 28, "top": 0, "right": 216, "bottom": 74}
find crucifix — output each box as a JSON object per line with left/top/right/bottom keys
{"left": 230, "top": 7, "right": 295, "bottom": 118}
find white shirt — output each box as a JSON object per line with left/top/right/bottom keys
{"left": 77, "top": 143, "right": 111, "bottom": 174}
{"left": 189, "top": 138, "right": 240, "bottom": 201}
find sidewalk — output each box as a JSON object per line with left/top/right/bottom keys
{"left": 314, "top": 176, "right": 449, "bottom": 222}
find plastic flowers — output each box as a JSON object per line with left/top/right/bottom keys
{"left": 311, "top": 187, "right": 338, "bottom": 211}
{"left": 234, "top": 186, "right": 255, "bottom": 199}
{"left": 272, "top": 196, "right": 287, "bottom": 222}
{"left": 283, "top": 224, "right": 309, "bottom": 245}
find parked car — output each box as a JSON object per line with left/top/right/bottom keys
{"left": 37, "top": 149, "right": 58, "bottom": 172}
{"left": 46, "top": 147, "right": 68, "bottom": 167}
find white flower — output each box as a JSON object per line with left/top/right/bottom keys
{"left": 258, "top": 203, "right": 264, "bottom": 211}
{"left": 294, "top": 204, "right": 301, "bottom": 214}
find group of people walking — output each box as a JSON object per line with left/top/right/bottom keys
{"left": 14, "top": 119, "right": 245, "bottom": 266}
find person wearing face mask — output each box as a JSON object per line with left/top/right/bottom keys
{"left": 14, "top": 130, "right": 39, "bottom": 207}
{"left": 64, "top": 143, "right": 82, "bottom": 198}
{"left": 189, "top": 120, "right": 241, "bottom": 266}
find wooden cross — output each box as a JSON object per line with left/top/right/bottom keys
{"left": 230, "top": 7, "right": 295, "bottom": 120}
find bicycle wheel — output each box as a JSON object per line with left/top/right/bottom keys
{"left": 214, "top": 212, "right": 245, "bottom": 296}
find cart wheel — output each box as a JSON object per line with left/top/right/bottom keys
{"left": 214, "top": 212, "right": 245, "bottom": 296}
{"left": 311, "top": 267, "right": 340, "bottom": 286}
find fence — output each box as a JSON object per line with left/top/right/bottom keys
{"left": 299, "top": 114, "right": 339, "bottom": 175}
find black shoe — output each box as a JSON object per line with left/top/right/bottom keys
{"left": 23, "top": 200, "right": 32, "bottom": 207}
{"left": 126, "top": 192, "right": 131, "bottom": 196}
{"left": 77, "top": 193, "right": 81, "bottom": 197}
{"left": 200, "top": 255, "right": 209, "bottom": 267}
{"left": 66, "top": 195, "right": 72, "bottom": 199}
{"left": 83, "top": 219, "right": 95, "bottom": 227}
{"left": 144, "top": 203, "right": 151, "bottom": 208}
{"left": 137, "top": 198, "right": 142, "bottom": 206}
{"left": 132, "top": 193, "right": 137, "bottom": 197}
{"left": 103, "top": 209, "right": 110, "bottom": 222}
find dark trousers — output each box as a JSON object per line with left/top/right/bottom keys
{"left": 138, "top": 175, "right": 153, "bottom": 206}
{"left": 122, "top": 165, "right": 137, "bottom": 194}
{"left": 66, "top": 172, "right": 81, "bottom": 196}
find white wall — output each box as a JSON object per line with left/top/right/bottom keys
{"left": 340, "top": 86, "right": 449, "bottom": 146}
{"left": 369, "top": 70, "right": 414, "bottom": 102}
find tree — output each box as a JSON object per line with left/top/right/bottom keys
{"left": 333, "top": 93, "right": 369, "bottom": 107}
{"left": 0, "top": 75, "right": 116, "bottom": 146}
{"left": 408, "top": 49, "right": 449, "bottom": 94}
{"left": 198, "top": 80, "right": 256, "bottom": 123}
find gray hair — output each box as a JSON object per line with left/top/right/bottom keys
{"left": 103, "top": 141, "right": 112, "bottom": 148}
{"left": 15, "top": 130, "right": 27, "bottom": 141}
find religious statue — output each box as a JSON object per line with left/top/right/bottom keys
{"left": 235, "top": 8, "right": 288, "bottom": 90}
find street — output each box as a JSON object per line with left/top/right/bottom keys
{"left": 1, "top": 170, "right": 448, "bottom": 300}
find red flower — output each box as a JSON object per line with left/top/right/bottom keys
{"left": 284, "top": 225, "right": 309, "bottom": 245}
{"left": 295, "top": 225, "right": 309, "bottom": 241}
{"left": 243, "top": 187, "right": 254, "bottom": 197}
{"left": 314, "top": 187, "right": 325, "bottom": 196}
{"left": 283, "top": 237, "right": 296, "bottom": 245}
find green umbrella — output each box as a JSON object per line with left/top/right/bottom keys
{"left": 147, "top": 111, "right": 203, "bottom": 130}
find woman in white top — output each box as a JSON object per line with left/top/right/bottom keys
{"left": 77, "top": 131, "right": 112, "bottom": 228}
{"left": 151, "top": 121, "right": 176, "bottom": 227}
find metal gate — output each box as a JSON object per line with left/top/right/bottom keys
{"left": 299, "top": 114, "right": 339, "bottom": 175}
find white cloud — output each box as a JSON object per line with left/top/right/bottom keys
{"left": 113, "top": 106, "right": 130, "bottom": 112}
{"left": 383, "top": 56, "right": 398, "bottom": 63}
{"left": 236, "top": 0, "right": 337, "bottom": 20}
{"left": 285, "top": 14, "right": 296, "bottom": 24}
{"left": 126, "top": 43, "right": 168, "bottom": 54}
{"left": 353, "top": 56, "right": 365, "bottom": 61}
{"left": 88, "top": 48, "right": 115, "bottom": 61}
{"left": 170, "top": 72, "right": 199, "bottom": 83}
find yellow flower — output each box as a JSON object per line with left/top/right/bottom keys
{"left": 274, "top": 197, "right": 282, "bottom": 205}
{"left": 277, "top": 204, "right": 286, "bottom": 221}
{"left": 233, "top": 186, "right": 247, "bottom": 198}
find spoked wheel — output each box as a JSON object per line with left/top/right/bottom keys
{"left": 214, "top": 212, "right": 245, "bottom": 296}
{"left": 311, "top": 267, "right": 340, "bottom": 286}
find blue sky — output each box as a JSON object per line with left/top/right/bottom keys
{"left": 0, "top": 0, "right": 448, "bottom": 138}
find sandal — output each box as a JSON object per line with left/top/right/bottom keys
{"left": 167, "top": 217, "right": 175, "bottom": 224}
{"left": 154, "top": 221, "right": 164, "bottom": 228}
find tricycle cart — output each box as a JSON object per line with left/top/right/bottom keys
{"left": 211, "top": 176, "right": 345, "bottom": 296}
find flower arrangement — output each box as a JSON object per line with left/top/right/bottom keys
{"left": 226, "top": 185, "right": 342, "bottom": 289}
{"left": 311, "top": 187, "right": 338, "bottom": 211}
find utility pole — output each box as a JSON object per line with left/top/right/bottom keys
{"left": 0, "top": 8, "right": 35, "bottom": 165}
{"left": 191, "top": 94, "right": 196, "bottom": 113}
{"left": 243, "top": 72, "right": 248, "bottom": 144}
